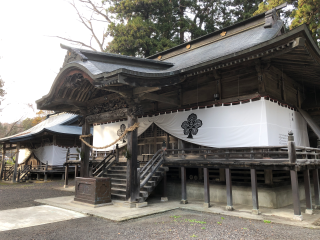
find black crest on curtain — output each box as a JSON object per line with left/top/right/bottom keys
{"left": 117, "top": 124, "right": 126, "bottom": 143}
{"left": 181, "top": 113, "right": 202, "bottom": 139}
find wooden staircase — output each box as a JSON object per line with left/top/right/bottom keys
{"left": 104, "top": 161, "right": 168, "bottom": 202}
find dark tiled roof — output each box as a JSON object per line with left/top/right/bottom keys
{"left": 62, "top": 20, "right": 283, "bottom": 78}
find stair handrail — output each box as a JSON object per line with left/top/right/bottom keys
{"left": 96, "top": 155, "right": 116, "bottom": 177}
{"left": 19, "top": 165, "right": 31, "bottom": 180}
{"left": 92, "top": 152, "right": 113, "bottom": 173}
{"left": 140, "top": 149, "right": 163, "bottom": 177}
{"left": 93, "top": 154, "right": 115, "bottom": 177}
{"left": 140, "top": 154, "right": 164, "bottom": 188}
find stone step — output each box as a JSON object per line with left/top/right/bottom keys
{"left": 110, "top": 178, "right": 126, "bottom": 184}
{"left": 111, "top": 188, "right": 126, "bottom": 195}
{"left": 107, "top": 174, "right": 126, "bottom": 179}
{"left": 139, "top": 191, "right": 148, "bottom": 198}
{"left": 140, "top": 185, "right": 153, "bottom": 193}
{"left": 107, "top": 170, "right": 127, "bottom": 175}
{"left": 110, "top": 166, "right": 127, "bottom": 171}
{"left": 112, "top": 183, "right": 127, "bottom": 189}
{"left": 111, "top": 193, "right": 126, "bottom": 201}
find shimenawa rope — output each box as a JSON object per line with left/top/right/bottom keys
{"left": 79, "top": 122, "right": 139, "bottom": 149}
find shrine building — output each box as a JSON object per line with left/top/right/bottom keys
{"left": 33, "top": 4, "right": 320, "bottom": 219}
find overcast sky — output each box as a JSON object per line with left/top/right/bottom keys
{"left": 0, "top": 0, "right": 106, "bottom": 123}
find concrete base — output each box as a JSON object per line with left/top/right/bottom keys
{"left": 252, "top": 209, "right": 261, "bottom": 215}
{"left": 314, "top": 205, "right": 320, "bottom": 209}
{"left": 180, "top": 200, "right": 188, "bottom": 204}
{"left": 203, "top": 203, "right": 210, "bottom": 208}
{"left": 292, "top": 215, "right": 303, "bottom": 221}
{"left": 165, "top": 181, "right": 315, "bottom": 209}
{"left": 305, "top": 209, "right": 313, "bottom": 215}
{"left": 161, "top": 197, "right": 168, "bottom": 202}
{"left": 225, "top": 205, "right": 234, "bottom": 211}
{"left": 136, "top": 202, "right": 148, "bottom": 208}
{"left": 64, "top": 185, "right": 68, "bottom": 188}
{"left": 71, "top": 201, "right": 113, "bottom": 208}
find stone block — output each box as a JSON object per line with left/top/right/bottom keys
{"left": 292, "top": 215, "right": 303, "bottom": 221}
{"left": 226, "top": 205, "right": 234, "bottom": 211}
{"left": 203, "top": 203, "right": 210, "bottom": 208}
{"left": 161, "top": 197, "right": 168, "bottom": 202}
{"left": 252, "top": 209, "right": 261, "bottom": 215}
{"left": 305, "top": 209, "right": 313, "bottom": 215}
{"left": 136, "top": 202, "right": 148, "bottom": 208}
{"left": 180, "top": 200, "right": 188, "bottom": 204}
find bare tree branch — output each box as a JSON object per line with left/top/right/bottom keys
{"left": 48, "top": 35, "right": 98, "bottom": 51}
{"left": 79, "top": 0, "right": 112, "bottom": 23}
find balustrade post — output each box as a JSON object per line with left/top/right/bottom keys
{"left": 44, "top": 161, "right": 48, "bottom": 182}
{"left": 64, "top": 164, "right": 69, "bottom": 188}
{"left": 161, "top": 171, "right": 168, "bottom": 202}
{"left": 313, "top": 169, "right": 320, "bottom": 209}
{"left": 0, "top": 143, "right": 6, "bottom": 179}
{"left": 251, "top": 169, "right": 260, "bottom": 214}
{"left": 12, "top": 142, "right": 20, "bottom": 183}
{"left": 303, "top": 169, "right": 313, "bottom": 214}
{"left": 225, "top": 168, "right": 233, "bottom": 211}
{"left": 75, "top": 164, "right": 78, "bottom": 179}
{"left": 288, "top": 133, "right": 302, "bottom": 220}
{"left": 181, "top": 167, "right": 188, "bottom": 204}
{"left": 203, "top": 168, "right": 210, "bottom": 208}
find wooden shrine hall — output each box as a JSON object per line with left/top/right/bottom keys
{"left": 36, "top": 4, "right": 320, "bottom": 219}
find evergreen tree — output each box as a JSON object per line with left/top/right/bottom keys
{"left": 291, "top": 0, "right": 320, "bottom": 47}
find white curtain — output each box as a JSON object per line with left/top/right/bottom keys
{"left": 93, "top": 98, "right": 309, "bottom": 151}
{"left": 32, "top": 145, "right": 79, "bottom": 165}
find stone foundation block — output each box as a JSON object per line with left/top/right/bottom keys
{"left": 251, "top": 209, "right": 261, "bottom": 215}
{"left": 136, "top": 202, "right": 148, "bottom": 208}
{"left": 292, "top": 215, "right": 303, "bottom": 221}
{"left": 203, "top": 203, "right": 210, "bottom": 208}
{"left": 226, "top": 205, "right": 234, "bottom": 211}
{"left": 161, "top": 197, "right": 168, "bottom": 202}
{"left": 180, "top": 200, "right": 188, "bottom": 204}
{"left": 305, "top": 209, "right": 313, "bottom": 215}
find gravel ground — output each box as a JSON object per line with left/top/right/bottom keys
{"left": 1, "top": 209, "right": 320, "bottom": 240}
{"left": 0, "top": 180, "right": 75, "bottom": 210}
{"left": 1, "top": 180, "right": 320, "bottom": 239}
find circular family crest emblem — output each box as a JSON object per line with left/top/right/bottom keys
{"left": 181, "top": 113, "right": 202, "bottom": 139}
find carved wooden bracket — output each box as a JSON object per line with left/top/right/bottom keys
{"left": 86, "top": 108, "right": 128, "bottom": 124}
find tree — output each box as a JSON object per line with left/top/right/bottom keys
{"left": 58, "top": 0, "right": 266, "bottom": 57}
{"left": 291, "top": 0, "right": 320, "bottom": 46}
{"left": 31, "top": 110, "right": 49, "bottom": 126}
{"left": 0, "top": 77, "right": 6, "bottom": 106}
{"left": 253, "top": 0, "right": 319, "bottom": 47}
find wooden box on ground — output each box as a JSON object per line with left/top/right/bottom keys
{"left": 74, "top": 177, "right": 111, "bottom": 205}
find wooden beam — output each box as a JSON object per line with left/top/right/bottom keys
{"left": 80, "top": 118, "right": 91, "bottom": 178}
{"left": 140, "top": 93, "right": 179, "bottom": 106}
{"left": 86, "top": 108, "right": 128, "bottom": 124}
{"left": 133, "top": 87, "right": 160, "bottom": 95}
{"left": 225, "top": 168, "right": 233, "bottom": 210}
{"left": 313, "top": 169, "right": 320, "bottom": 208}
{"left": 12, "top": 142, "right": 20, "bottom": 183}
{"left": 303, "top": 170, "right": 313, "bottom": 214}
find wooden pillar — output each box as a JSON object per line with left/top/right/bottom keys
{"left": 37, "top": 173, "right": 40, "bottom": 180}
{"left": 161, "top": 171, "right": 168, "bottom": 202}
{"left": 290, "top": 170, "right": 302, "bottom": 220}
{"left": 0, "top": 143, "right": 6, "bottom": 179}
{"left": 181, "top": 166, "right": 188, "bottom": 204}
{"left": 64, "top": 165, "right": 69, "bottom": 188}
{"left": 17, "top": 169, "right": 20, "bottom": 183}
{"left": 12, "top": 142, "right": 20, "bottom": 183}
{"left": 225, "top": 168, "right": 233, "bottom": 211}
{"left": 313, "top": 169, "right": 320, "bottom": 209}
{"left": 75, "top": 164, "right": 78, "bottom": 179}
{"left": 303, "top": 170, "right": 313, "bottom": 214}
{"left": 203, "top": 168, "right": 210, "bottom": 208}
{"left": 61, "top": 173, "right": 65, "bottom": 180}
{"left": 250, "top": 169, "right": 260, "bottom": 214}
{"left": 80, "top": 117, "right": 91, "bottom": 178}
{"left": 126, "top": 115, "right": 139, "bottom": 202}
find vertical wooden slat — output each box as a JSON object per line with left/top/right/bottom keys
{"left": 181, "top": 166, "right": 188, "bottom": 204}
{"left": 204, "top": 168, "right": 210, "bottom": 208}
{"left": 251, "top": 169, "right": 260, "bottom": 214}
{"left": 303, "top": 170, "right": 313, "bottom": 214}
{"left": 75, "top": 164, "right": 78, "bottom": 179}
{"left": 161, "top": 171, "right": 168, "bottom": 202}
{"left": 225, "top": 168, "right": 233, "bottom": 210}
